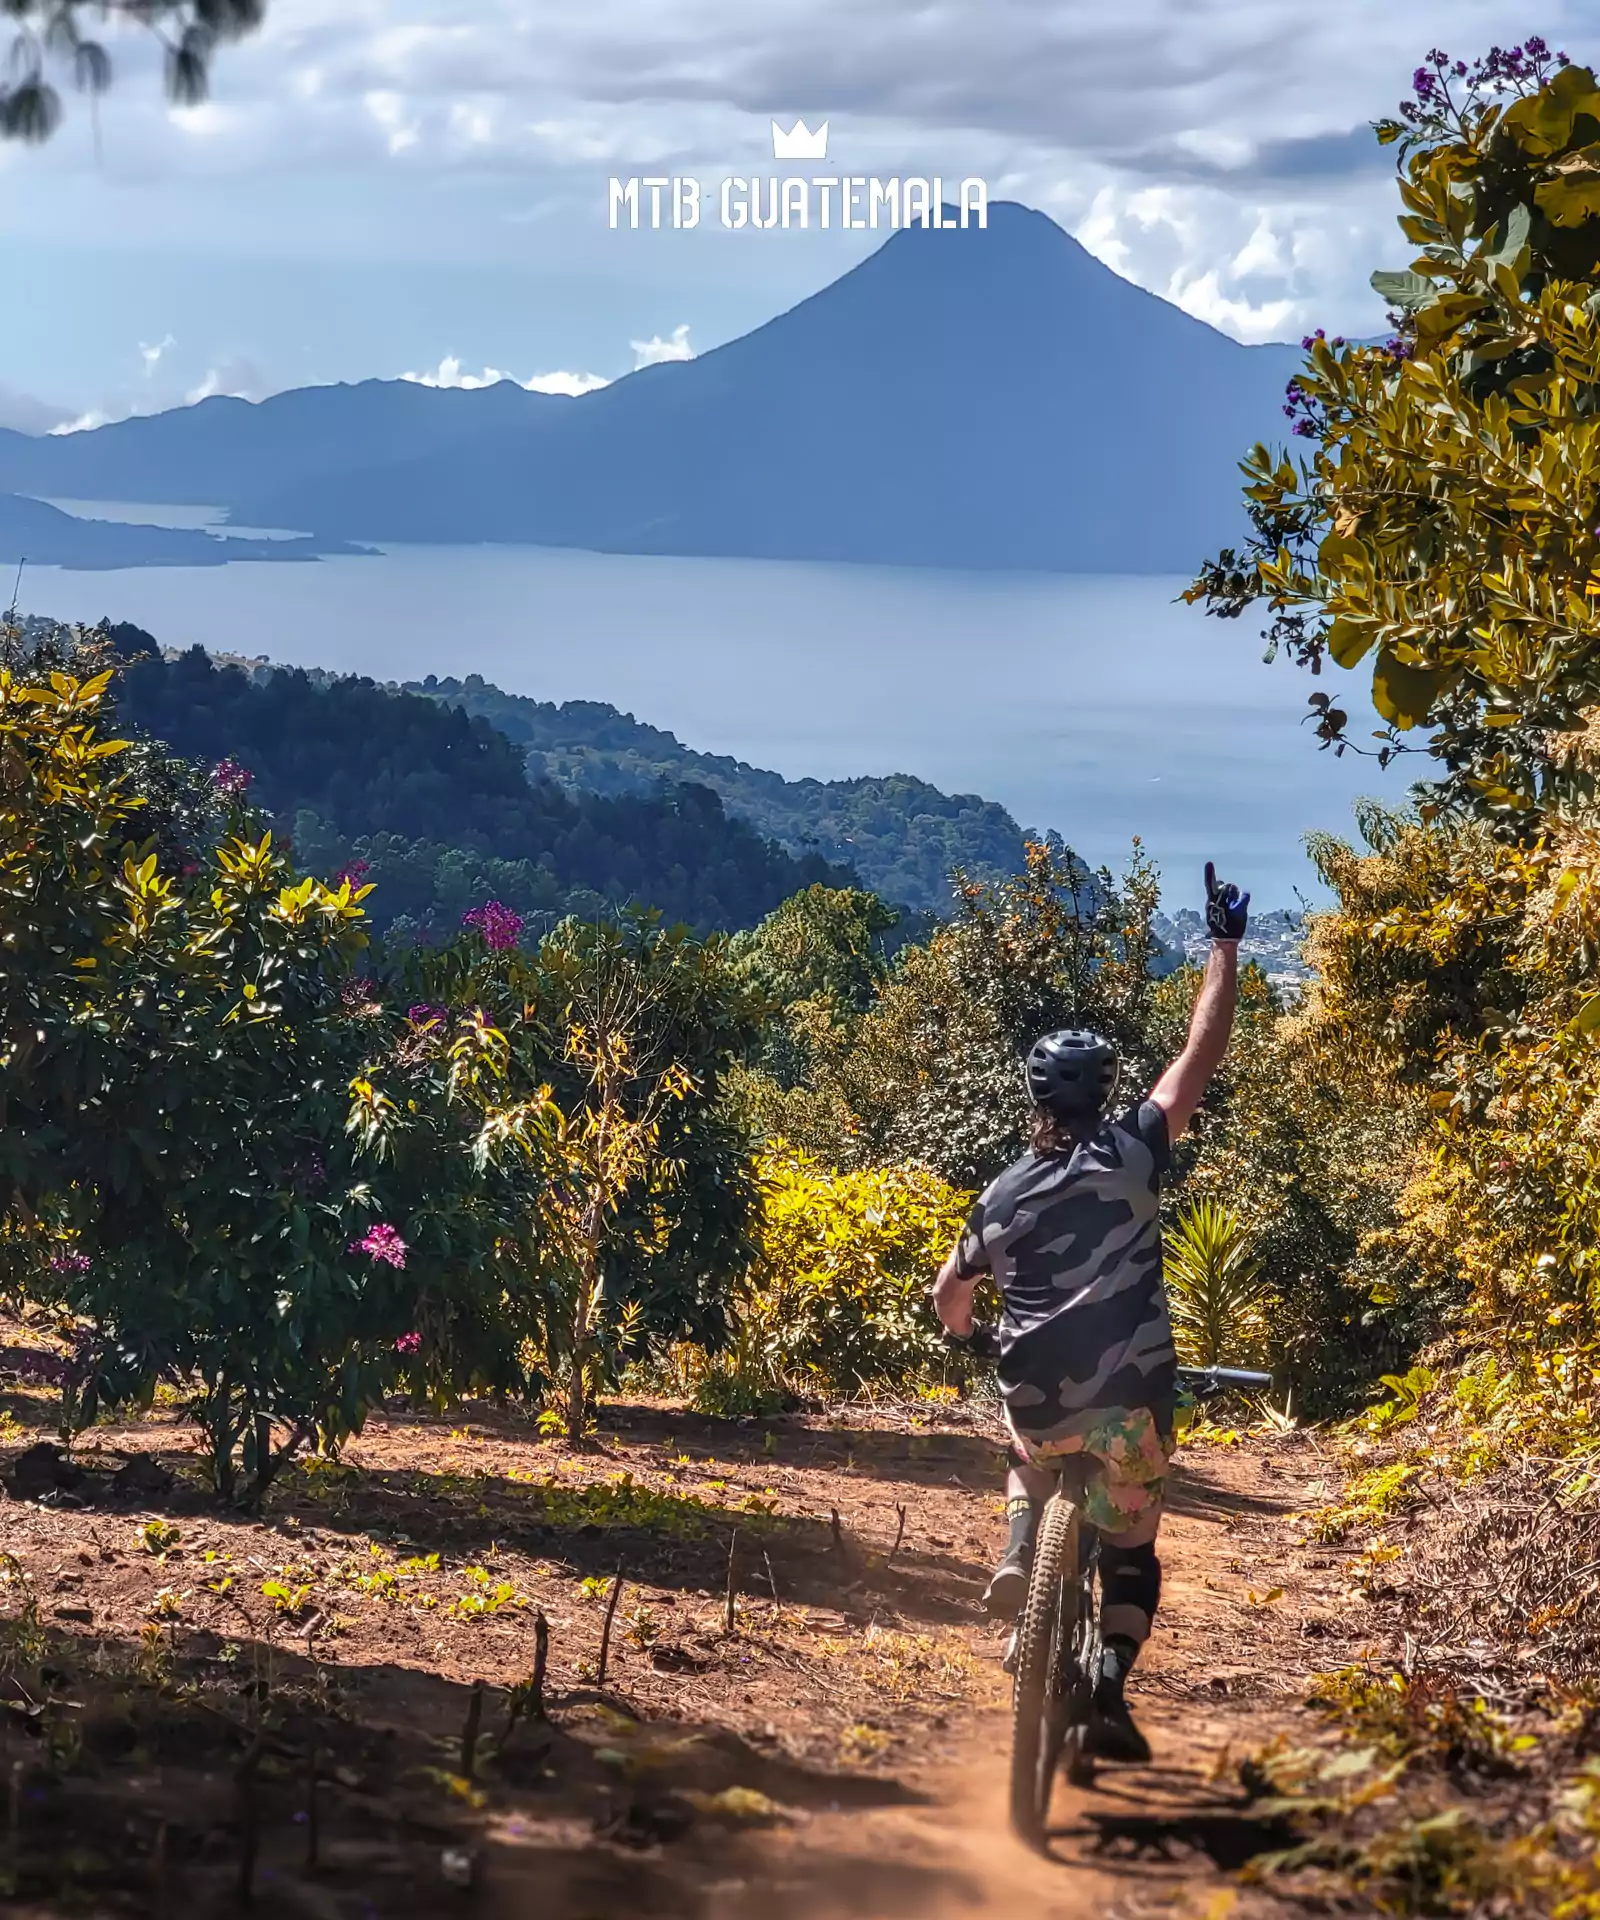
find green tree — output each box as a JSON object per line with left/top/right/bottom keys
{"left": 741, "top": 839, "right": 1167, "bottom": 1189}
{"left": 1187, "top": 40, "right": 1600, "bottom": 825}
{"left": 404, "top": 909, "right": 763, "bottom": 1435}
{"left": 1, "top": 655, "right": 512, "bottom": 1502}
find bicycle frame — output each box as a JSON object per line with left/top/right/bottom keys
{"left": 1006, "top": 1369, "right": 1274, "bottom": 1847}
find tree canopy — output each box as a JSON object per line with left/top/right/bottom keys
{"left": 1188, "top": 38, "right": 1600, "bottom": 825}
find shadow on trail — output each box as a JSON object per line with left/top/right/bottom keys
{"left": 1042, "top": 1751, "right": 1298, "bottom": 1877}
{"left": 4, "top": 1616, "right": 941, "bottom": 1919}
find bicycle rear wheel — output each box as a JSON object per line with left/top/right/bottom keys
{"left": 1008, "top": 1491, "right": 1080, "bottom": 1848}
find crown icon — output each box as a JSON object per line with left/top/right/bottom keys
{"left": 771, "top": 117, "right": 829, "bottom": 161}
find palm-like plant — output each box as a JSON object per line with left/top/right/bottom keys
{"left": 1164, "top": 1201, "right": 1272, "bottom": 1368}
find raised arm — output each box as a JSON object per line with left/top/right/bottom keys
{"left": 1149, "top": 864, "right": 1248, "bottom": 1140}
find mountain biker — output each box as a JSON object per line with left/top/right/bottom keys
{"left": 931, "top": 863, "right": 1249, "bottom": 1766}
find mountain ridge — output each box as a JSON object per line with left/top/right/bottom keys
{"left": 0, "top": 203, "right": 1303, "bottom": 573}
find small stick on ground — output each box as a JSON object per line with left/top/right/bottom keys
{"left": 887, "top": 1503, "right": 908, "bottom": 1565}
{"left": 597, "top": 1565, "right": 625, "bottom": 1687}
{"left": 764, "top": 1549, "right": 780, "bottom": 1607}
{"left": 725, "top": 1528, "right": 740, "bottom": 1632}
{"left": 531, "top": 1606, "right": 550, "bottom": 1717}
{"left": 460, "top": 1680, "right": 485, "bottom": 1781}
{"left": 235, "top": 1734, "right": 266, "bottom": 1906}
{"left": 497, "top": 1610, "right": 551, "bottom": 1756}
{"left": 831, "top": 1508, "right": 847, "bottom": 1560}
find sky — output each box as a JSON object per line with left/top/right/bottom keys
{"left": 0, "top": 1, "right": 1592, "bottom": 431}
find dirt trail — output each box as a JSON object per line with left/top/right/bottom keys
{"left": 0, "top": 1357, "right": 1366, "bottom": 1918}
{"left": 676, "top": 1438, "right": 1362, "bottom": 1920}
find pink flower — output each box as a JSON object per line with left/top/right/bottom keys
{"left": 211, "top": 759, "right": 253, "bottom": 800}
{"left": 394, "top": 1331, "right": 422, "bottom": 1356}
{"left": 351, "top": 1223, "right": 408, "bottom": 1269}
{"left": 463, "top": 900, "right": 524, "bottom": 951}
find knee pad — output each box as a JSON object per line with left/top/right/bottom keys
{"left": 1102, "top": 1540, "right": 1161, "bottom": 1634}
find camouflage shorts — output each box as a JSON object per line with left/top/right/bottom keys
{"left": 1006, "top": 1405, "right": 1175, "bottom": 1545}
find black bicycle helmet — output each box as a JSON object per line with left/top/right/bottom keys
{"left": 1025, "top": 1028, "right": 1120, "bottom": 1117}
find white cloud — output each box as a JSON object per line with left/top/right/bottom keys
{"left": 630, "top": 325, "right": 695, "bottom": 368}
{"left": 139, "top": 335, "right": 176, "bottom": 377}
{"left": 50, "top": 411, "right": 112, "bottom": 436}
{"left": 401, "top": 354, "right": 608, "bottom": 395}
{"left": 525, "top": 368, "right": 611, "bottom": 395}
{"left": 2, "top": 0, "right": 1591, "bottom": 362}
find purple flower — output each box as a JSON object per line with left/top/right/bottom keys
{"left": 462, "top": 900, "right": 525, "bottom": 952}
{"left": 351, "top": 1223, "right": 408, "bottom": 1269}
{"left": 394, "top": 1331, "right": 422, "bottom": 1356}
{"left": 407, "top": 1003, "right": 449, "bottom": 1029}
{"left": 211, "top": 759, "right": 253, "bottom": 800}
{"left": 47, "top": 1250, "right": 90, "bottom": 1277}
{"left": 337, "top": 859, "right": 371, "bottom": 887}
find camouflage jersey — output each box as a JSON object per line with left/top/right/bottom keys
{"left": 953, "top": 1100, "right": 1177, "bottom": 1442}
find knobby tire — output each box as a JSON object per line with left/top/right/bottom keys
{"left": 1008, "top": 1491, "right": 1080, "bottom": 1848}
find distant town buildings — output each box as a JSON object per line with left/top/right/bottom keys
{"left": 1152, "top": 906, "right": 1310, "bottom": 998}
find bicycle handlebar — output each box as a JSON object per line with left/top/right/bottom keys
{"left": 949, "top": 1332, "right": 1273, "bottom": 1397}
{"left": 1176, "top": 1365, "right": 1274, "bottom": 1393}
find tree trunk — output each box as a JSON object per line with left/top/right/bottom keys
{"left": 567, "top": 1226, "right": 601, "bottom": 1445}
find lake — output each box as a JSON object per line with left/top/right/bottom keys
{"left": 29, "top": 539, "right": 1392, "bottom": 909}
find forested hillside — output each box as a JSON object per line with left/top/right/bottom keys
{"left": 409, "top": 673, "right": 1027, "bottom": 913}
{"left": 116, "top": 646, "right": 855, "bottom": 939}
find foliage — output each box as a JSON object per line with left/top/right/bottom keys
{"left": 737, "top": 838, "right": 1169, "bottom": 1189}
{"left": 117, "top": 648, "right": 857, "bottom": 937}
{"left": 0, "top": 656, "right": 525, "bottom": 1500}
{"left": 402, "top": 909, "right": 762, "bottom": 1428}
{"left": 1187, "top": 40, "right": 1600, "bottom": 825}
{"left": 1163, "top": 1200, "right": 1272, "bottom": 1368}
{"left": 685, "top": 1142, "right": 973, "bottom": 1409}
{"left": 730, "top": 883, "right": 900, "bottom": 1089}
{"left": 0, "top": 2, "right": 264, "bottom": 143}
{"left": 1171, "top": 929, "right": 1427, "bottom": 1410}
{"left": 412, "top": 672, "right": 1029, "bottom": 915}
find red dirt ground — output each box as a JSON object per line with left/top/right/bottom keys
{"left": 0, "top": 1346, "right": 1373, "bottom": 1918}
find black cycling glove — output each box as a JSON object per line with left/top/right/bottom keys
{"left": 946, "top": 1323, "right": 1002, "bottom": 1362}
{"left": 1204, "top": 861, "right": 1250, "bottom": 943}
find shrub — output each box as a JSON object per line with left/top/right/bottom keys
{"left": 1163, "top": 1200, "right": 1272, "bottom": 1367}
{"left": 688, "top": 1143, "right": 972, "bottom": 1408}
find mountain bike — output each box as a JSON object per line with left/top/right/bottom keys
{"left": 1007, "top": 1363, "right": 1274, "bottom": 1849}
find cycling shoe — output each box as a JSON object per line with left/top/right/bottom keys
{"left": 983, "top": 1552, "right": 1030, "bottom": 1620}
{"left": 1084, "top": 1694, "right": 1152, "bottom": 1765}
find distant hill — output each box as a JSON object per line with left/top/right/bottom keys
{"left": 409, "top": 673, "right": 1027, "bottom": 914}
{"left": 0, "top": 492, "right": 365, "bottom": 569}
{"left": 0, "top": 204, "right": 1300, "bottom": 573}
{"left": 114, "top": 648, "right": 856, "bottom": 940}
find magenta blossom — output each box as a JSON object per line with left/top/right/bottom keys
{"left": 211, "top": 759, "right": 253, "bottom": 800}
{"left": 407, "top": 1003, "right": 449, "bottom": 1029}
{"left": 394, "top": 1331, "right": 422, "bottom": 1356}
{"left": 351, "top": 1223, "right": 408, "bottom": 1269}
{"left": 463, "top": 900, "right": 525, "bottom": 951}
{"left": 47, "top": 1249, "right": 90, "bottom": 1276}
{"left": 337, "top": 858, "right": 372, "bottom": 887}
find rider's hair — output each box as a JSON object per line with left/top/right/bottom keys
{"left": 1029, "top": 1102, "right": 1100, "bottom": 1157}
